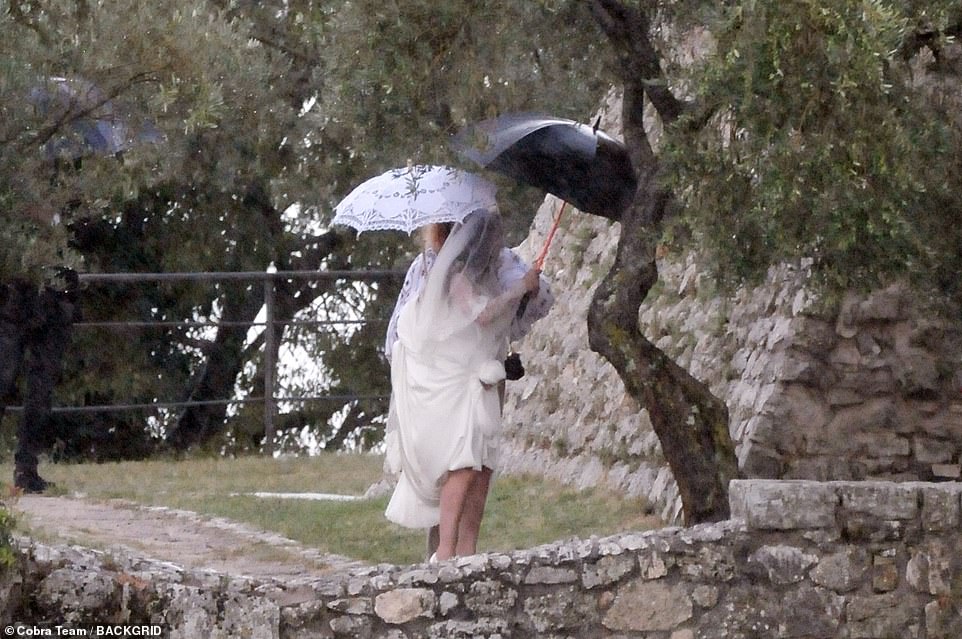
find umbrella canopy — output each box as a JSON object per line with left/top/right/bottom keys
{"left": 28, "top": 76, "right": 161, "bottom": 161}
{"left": 332, "top": 165, "right": 498, "bottom": 234}
{"left": 452, "top": 113, "right": 637, "bottom": 220}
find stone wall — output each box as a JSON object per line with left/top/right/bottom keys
{"left": 729, "top": 282, "right": 962, "bottom": 484}
{"left": 6, "top": 480, "right": 961, "bottom": 638}
{"left": 499, "top": 95, "right": 962, "bottom": 523}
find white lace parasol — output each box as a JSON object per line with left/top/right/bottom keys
{"left": 332, "top": 165, "right": 498, "bottom": 234}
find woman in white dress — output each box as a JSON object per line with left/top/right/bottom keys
{"left": 385, "top": 209, "right": 541, "bottom": 560}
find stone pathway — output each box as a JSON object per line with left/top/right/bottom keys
{"left": 10, "top": 494, "right": 368, "bottom": 582}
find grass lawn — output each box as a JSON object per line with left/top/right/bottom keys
{"left": 1, "top": 455, "right": 661, "bottom": 565}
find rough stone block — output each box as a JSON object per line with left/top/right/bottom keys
{"left": 746, "top": 545, "right": 819, "bottom": 585}
{"left": 871, "top": 553, "right": 899, "bottom": 593}
{"left": 912, "top": 437, "right": 954, "bottom": 464}
{"left": 920, "top": 483, "right": 962, "bottom": 531}
{"left": 775, "top": 585, "right": 845, "bottom": 638}
{"left": 426, "top": 617, "right": 508, "bottom": 639}
{"left": 904, "top": 543, "right": 955, "bottom": 597}
{"left": 810, "top": 547, "right": 869, "bottom": 593}
{"left": 464, "top": 580, "right": 517, "bottom": 617}
{"left": 676, "top": 545, "right": 736, "bottom": 581}
{"left": 837, "top": 482, "right": 919, "bottom": 520}
{"left": 524, "top": 566, "right": 578, "bottom": 585}
{"left": 523, "top": 586, "right": 599, "bottom": 633}
{"left": 729, "top": 480, "right": 837, "bottom": 529}
{"left": 738, "top": 440, "right": 785, "bottom": 478}
{"left": 919, "top": 409, "right": 962, "bottom": 439}
{"left": 827, "top": 387, "right": 864, "bottom": 406}
{"left": 814, "top": 402, "right": 910, "bottom": 453}
{"left": 280, "top": 601, "right": 330, "bottom": 639}
{"left": 931, "top": 464, "right": 962, "bottom": 479}
{"left": 602, "top": 580, "right": 692, "bottom": 632}
{"left": 846, "top": 593, "right": 921, "bottom": 639}
{"left": 909, "top": 540, "right": 957, "bottom": 597}
{"left": 396, "top": 568, "right": 439, "bottom": 587}
{"left": 438, "top": 591, "right": 458, "bottom": 616}
{"left": 374, "top": 587, "right": 435, "bottom": 624}
{"left": 329, "top": 613, "right": 371, "bottom": 637}
{"left": 783, "top": 456, "right": 838, "bottom": 482}
{"left": 582, "top": 554, "right": 635, "bottom": 589}
{"left": 37, "top": 567, "right": 121, "bottom": 622}
{"left": 638, "top": 551, "right": 669, "bottom": 579}
{"left": 834, "top": 367, "right": 897, "bottom": 395}
{"left": 857, "top": 284, "right": 907, "bottom": 321}
{"left": 829, "top": 340, "right": 862, "bottom": 366}
{"left": 326, "top": 596, "right": 371, "bottom": 615}
{"left": 925, "top": 599, "right": 962, "bottom": 639}
{"left": 892, "top": 349, "right": 941, "bottom": 395}
{"left": 691, "top": 584, "right": 719, "bottom": 609}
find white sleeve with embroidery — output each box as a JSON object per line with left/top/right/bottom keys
{"left": 497, "top": 248, "right": 554, "bottom": 342}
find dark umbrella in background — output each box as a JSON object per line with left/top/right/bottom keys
{"left": 452, "top": 113, "right": 637, "bottom": 268}
{"left": 28, "top": 76, "right": 161, "bottom": 161}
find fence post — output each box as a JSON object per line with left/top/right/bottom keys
{"left": 263, "top": 269, "right": 277, "bottom": 452}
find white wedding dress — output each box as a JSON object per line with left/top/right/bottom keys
{"left": 384, "top": 211, "right": 521, "bottom": 529}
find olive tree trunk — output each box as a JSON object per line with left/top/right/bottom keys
{"left": 588, "top": 0, "right": 740, "bottom": 524}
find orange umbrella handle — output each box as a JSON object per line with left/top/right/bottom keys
{"left": 534, "top": 200, "right": 567, "bottom": 270}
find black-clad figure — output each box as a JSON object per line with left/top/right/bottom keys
{"left": 0, "top": 274, "right": 79, "bottom": 492}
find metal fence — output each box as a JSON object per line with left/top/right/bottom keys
{"left": 7, "top": 268, "right": 405, "bottom": 446}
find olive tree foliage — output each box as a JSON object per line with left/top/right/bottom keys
{"left": 0, "top": 0, "right": 612, "bottom": 456}
{"left": 217, "top": 0, "right": 613, "bottom": 452}
{"left": 311, "top": 0, "right": 612, "bottom": 239}
{"left": 239, "top": 0, "right": 615, "bottom": 452}
{"left": 0, "top": 0, "right": 349, "bottom": 456}
{"left": 1, "top": 1, "right": 292, "bottom": 278}
{"left": 582, "top": 0, "right": 961, "bottom": 524}
{"left": 665, "top": 0, "right": 962, "bottom": 302}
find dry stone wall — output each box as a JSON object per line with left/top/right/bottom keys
{"left": 499, "top": 96, "right": 962, "bottom": 523}
{"left": 6, "top": 480, "right": 961, "bottom": 638}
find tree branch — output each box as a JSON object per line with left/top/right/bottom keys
{"left": 897, "top": 19, "right": 962, "bottom": 65}
{"left": 589, "top": 0, "right": 686, "bottom": 126}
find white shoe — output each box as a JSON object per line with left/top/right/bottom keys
{"left": 429, "top": 553, "right": 438, "bottom": 565}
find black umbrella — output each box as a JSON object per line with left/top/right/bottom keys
{"left": 452, "top": 113, "right": 637, "bottom": 220}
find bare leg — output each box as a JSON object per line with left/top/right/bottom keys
{"left": 437, "top": 468, "right": 475, "bottom": 560}
{"left": 455, "top": 466, "right": 493, "bottom": 556}
{"left": 426, "top": 525, "right": 439, "bottom": 562}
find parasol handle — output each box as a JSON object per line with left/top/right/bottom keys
{"left": 533, "top": 200, "right": 567, "bottom": 270}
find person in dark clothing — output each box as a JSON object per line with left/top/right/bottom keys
{"left": 0, "top": 273, "right": 79, "bottom": 493}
